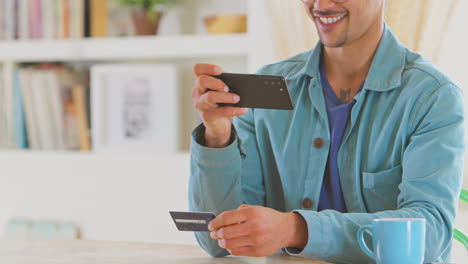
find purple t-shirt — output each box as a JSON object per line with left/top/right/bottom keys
{"left": 317, "top": 62, "right": 364, "bottom": 213}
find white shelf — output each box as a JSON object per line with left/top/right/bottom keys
{"left": 0, "top": 34, "right": 251, "bottom": 62}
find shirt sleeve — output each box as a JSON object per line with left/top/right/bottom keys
{"left": 189, "top": 109, "right": 265, "bottom": 257}
{"left": 285, "top": 83, "right": 465, "bottom": 263}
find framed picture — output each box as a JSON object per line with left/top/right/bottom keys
{"left": 91, "top": 64, "right": 178, "bottom": 152}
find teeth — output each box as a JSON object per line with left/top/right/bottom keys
{"left": 319, "top": 15, "right": 345, "bottom": 25}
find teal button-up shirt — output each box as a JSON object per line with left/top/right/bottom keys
{"left": 189, "top": 25, "right": 465, "bottom": 263}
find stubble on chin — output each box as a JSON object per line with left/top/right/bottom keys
{"left": 318, "top": 31, "right": 348, "bottom": 48}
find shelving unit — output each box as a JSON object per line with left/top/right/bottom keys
{"left": 0, "top": 0, "right": 274, "bottom": 153}
{"left": 0, "top": 0, "right": 275, "bottom": 244}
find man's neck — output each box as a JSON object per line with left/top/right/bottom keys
{"left": 322, "top": 23, "right": 384, "bottom": 89}
{"left": 322, "top": 22, "right": 384, "bottom": 102}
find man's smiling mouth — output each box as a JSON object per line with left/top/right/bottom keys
{"left": 317, "top": 14, "right": 347, "bottom": 24}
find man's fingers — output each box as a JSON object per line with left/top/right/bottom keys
{"left": 220, "top": 107, "right": 249, "bottom": 117}
{"left": 218, "top": 235, "right": 253, "bottom": 250}
{"left": 198, "top": 91, "right": 240, "bottom": 109}
{"left": 228, "top": 246, "right": 257, "bottom": 257}
{"left": 193, "top": 63, "right": 223, "bottom": 77}
{"left": 209, "top": 209, "right": 249, "bottom": 231}
{"left": 210, "top": 222, "right": 251, "bottom": 240}
{"left": 196, "top": 75, "right": 228, "bottom": 93}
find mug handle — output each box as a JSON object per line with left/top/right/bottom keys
{"left": 357, "top": 224, "right": 376, "bottom": 260}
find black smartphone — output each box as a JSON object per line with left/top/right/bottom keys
{"left": 212, "top": 73, "right": 294, "bottom": 110}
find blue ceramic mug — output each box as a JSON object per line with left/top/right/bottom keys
{"left": 357, "top": 218, "right": 426, "bottom": 264}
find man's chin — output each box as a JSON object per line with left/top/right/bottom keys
{"left": 319, "top": 35, "right": 348, "bottom": 48}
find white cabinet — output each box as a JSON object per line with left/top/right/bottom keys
{"left": 0, "top": 0, "right": 275, "bottom": 244}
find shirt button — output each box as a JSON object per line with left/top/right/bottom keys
{"left": 302, "top": 198, "right": 313, "bottom": 209}
{"left": 313, "top": 138, "right": 324, "bottom": 148}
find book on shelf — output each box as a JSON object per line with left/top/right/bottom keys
{"left": 0, "top": 66, "right": 15, "bottom": 149}
{"left": 0, "top": 0, "right": 136, "bottom": 41}
{"left": 91, "top": 0, "right": 107, "bottom": 38}
{"left": 2, "top": 64, "right": 91, "bottom": 151}
{"left": 0, "top": 0, "right": 16, "bottom": 40}
{"left": 12, "top": 69, "right": 28, "bottom": 149}
{"left": 73, "top": 84, "right": 91, "bottom": 151}
{"left": 16, "top": 0, "right": 83, "bottom": 40}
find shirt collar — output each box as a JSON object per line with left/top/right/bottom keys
{"left": 302, "top": 23, "right": 406, "bottom": 92}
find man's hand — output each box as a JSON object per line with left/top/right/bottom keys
{"left": 191, "top": 63, "right": 248, "bottom": 148}
{"left": 208, "top": 204, "right": 308, "bottom": 257}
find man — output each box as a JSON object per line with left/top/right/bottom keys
{"left": 189, "top": 0, "right": 464, "bottom": 263}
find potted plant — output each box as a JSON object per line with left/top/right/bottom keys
{"left": 117, "top": 0, "right": 174, "bottom": 36}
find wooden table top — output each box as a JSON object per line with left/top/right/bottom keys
{"left": 0, "top": 239, "right": 330, "bottom": 264}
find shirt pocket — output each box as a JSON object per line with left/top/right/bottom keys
{"left": 362, "top": 165, "right": 402, "bottom": 213}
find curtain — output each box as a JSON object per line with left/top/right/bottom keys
{"left": 418, "top": 0, "right": 460, "bottom": 63}
{"left": 384, "top": 0, "right": 459, "bottom": 63}
{"left": 265, "top": 0, "right": 319, "bottom": 61}
{"left": 264, "top": 0, "right": 460, "bottom": 64}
